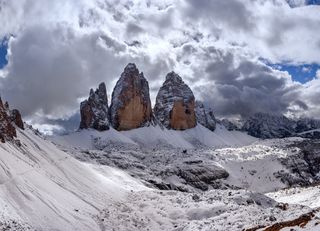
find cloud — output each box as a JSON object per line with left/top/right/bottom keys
{"left": 0, "top": 25, "right": 129, "bottom": 119}
{"left": 0, "top": 0, "right": 320, "bottom": 133}
{"left": 184, "top": 0, "right": 255, "bottom": 31}
{"left": 191, "top": 49, "right": 303, "bottom": 118}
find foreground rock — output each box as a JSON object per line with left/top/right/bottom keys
{"left": 275, "top": 139, "right": 320, "bottom": 187}
{"left": 154, "top": 72, "right": 196, "bottom": 130}
{"left": 110, "top": 63, "right": 152, "bottom": 131}
{"left": 195, "top": 101, "right": 216, "bottom": 131}
{"left": 79, "top": 82, "right": 109, "bottom": 131}
{"left": 77, "top": 146, "right": 230, "bottom": 192}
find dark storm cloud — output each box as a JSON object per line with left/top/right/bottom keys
{"left": 195, "top": 51, "right": 303, "bottom": 118}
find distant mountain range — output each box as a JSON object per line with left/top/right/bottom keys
{"left": 221, "top": 113, "right": 320, "bottom": 139}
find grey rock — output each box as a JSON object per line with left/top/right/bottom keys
{"left": 79, "top": 82, "right": 109, "bottom": 131}
{"left": 195, "top": 101, "right": 216, "bottom": 131}
{"left": 154, "top": 72, "right": 196, "bottom": 130}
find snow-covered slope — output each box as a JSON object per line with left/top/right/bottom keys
{"left": 52, "top": 124, "right": 257, "bottom": 150}
{"left": 0, "top": 128, "right": 147, "bottom": 230}
{"left": 2, "top": 126, "right": 320, "bottom": 230}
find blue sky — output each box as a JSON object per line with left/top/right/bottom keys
{"left": 269, "top": 63, "right": 319, "bottom": 83}
{"left": 306, "top": 0, "right": 320, "bottom": 5}
{"left": 0, "top": 39, "right": 8, "bottom": 69}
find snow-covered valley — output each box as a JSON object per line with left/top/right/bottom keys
{"left": 1, "top": 124, "right": 320, "bottom": 230}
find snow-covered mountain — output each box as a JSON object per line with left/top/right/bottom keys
{"left": 222, "top": 112, "right": 320, "bottom": 139}
{"left": 242, "top": 112, "right": 297, "bottom": 138}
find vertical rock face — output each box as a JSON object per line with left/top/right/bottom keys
{"left": 110, "top": 63, "right": 152, "bottom": 131}
{"left": 154, "top": 72, "right": 196, "bottom": 130}
{"left": 79, "top": 82, "right": 110, "bottom": 131}
{"left": 0, "top": 98, "right": 21, "bottom": 143}
{"left": 195, "top": 101, "right": 216, "bottom": 131}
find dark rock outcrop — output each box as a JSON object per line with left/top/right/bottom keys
{"left": 80, "top": 82, "right": 109, "bottom": 131}
{"left": 154, "top": 72, "right": 196, "bottom": 130}
{"left": 219, "top": 119, "right": 241, "bottom": 131}
{"left": 110, "top": 63, "right": 152, "bottom": 131}
{"left": 0, "top": 98, "right": 24, "bottom": 142}
{"left": 170, "top": 163, "right": 229, "bottom": 191}
{"left": 10, "top": 109, "right": 24, "bottom": 130}
{"left": 276, "top": 140, "right": 320, "bottom": 187}
{"left": 195, "top": 101, "right": 216, "bottom": 131}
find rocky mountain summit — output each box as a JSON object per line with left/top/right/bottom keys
{"left": 195, "top": 101, "right": 216, "bottom": 131}
{"left": 0, "top": 98, "right": 24, "bottom": 142}
{"left": 154, "top": 72, "right": 197, "bottom": 130}
{"left": 110, "top": 63, "right": 152, "bottom": 131}
{"left": 79, "top": 82, "right": 109, "bottom": 131}
{"left": 79, "top": 64, "right": 209, "bottom": 132}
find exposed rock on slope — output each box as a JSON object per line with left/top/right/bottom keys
{"left": 154, "top": 72, "right": 196, "bottom": 130}
{"left": 195, "top": 101, "right": 216, "bottom": 131}
{"left": 10, "top": 109, "right": 24, "bottom": 130}
{"left": 80, "top": 82, "right": 109, "bottom": 131}
{"left": 219, "top": 119, "right": 241, "bottom": 131}
{"left": 0, "top": 98, "right": 24, "bottom": 142}
{"left": 110, "top": 63, "right": 152, "bottom": 131}
{"left": 276, "top": 140, "right": 320, "bottom": 187}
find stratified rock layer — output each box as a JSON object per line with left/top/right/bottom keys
{"left": 154, "top": 72, "right": 196, "bottom": 130}
{"left": 195, "top": 101, "right": 216, "bottom": 131}
{"left": 80, "top": 82, "right": 109, "bottom": 131}
{"left": 110, "top": 63, "right": 152, "bottom": 131}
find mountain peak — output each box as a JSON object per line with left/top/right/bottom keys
{"left": 154, "top": 72, "right": 196, "bottom": 130}
{"left": 110, "top": 63, "right": 152, "bottom": 131}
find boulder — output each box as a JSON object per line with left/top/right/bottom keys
{"left": 79, "top": 82, "right": 109, "bottom": 131}
{"left": 154, "top": 72, "right": 196, "bottom": 130}
{"left": 195, "top": 101, "right": 216, "bottom": 131}
{"left": 110, "top": 63, "right": 152, "bottom": 131}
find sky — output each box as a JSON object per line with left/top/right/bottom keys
{"left": 0, "top": 38, "right": 8, "bottom": 68}
{"left": 0, "top": 0, "right": 320, "bottom": 134}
